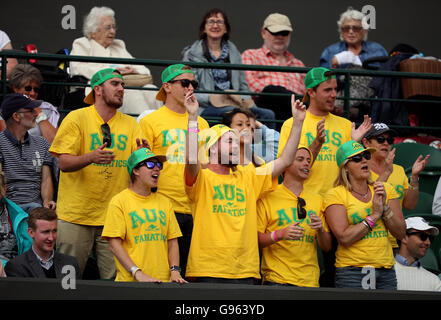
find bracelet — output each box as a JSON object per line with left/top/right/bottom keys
{"left": 270, "top": 231, "right": 278, "bottom": 242}
{"left": 362, "top": 220, "right": 372, "bottom": 231}
{"left": 188, "top": 121, "right": 198, "bottom": 128}
{"left": 365, "top": 216, "right": 375, "bottom": 229}
{"left": 170, "top": 265, "right": 182, "bottom": 273}
{"left": 383, "top": 210, "right": 395, "bottom": 222}
{"left": 383, "top": 205, "right": 391, "bottom": 214}
{"left": 408, "top": 184, "right": 418, "bottom": 191}
{"left": 409, "top": 176, "right": 419, "bottom": 184}
{"left": 188, "top": 127, "right": 199, "bottom": 133}
{"left": 130, "top": 266, "right": 141, "bottom": 278}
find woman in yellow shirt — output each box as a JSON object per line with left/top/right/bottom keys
{"left": 324, "top": 140, "right": 405, "bottom": 289}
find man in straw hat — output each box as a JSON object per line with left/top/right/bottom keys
{"left": 183, "top": 88, "right": 306, "bottom": 283}
{"left": 49, "top": 68, "right": 148, "bottom": 279}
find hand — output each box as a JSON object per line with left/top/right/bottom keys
{"left": 291, "top": 95, "right": 306, "bottom": 121}
{"left": 170, "top": 271, "right": 188, "bottom": 284}
{"left": 136, "top": 138, "right": 150, "bottom": 150}
{"left": 351, "top": 114, "right": 372, "bottom": 142}
{"left": 43, "top": 200, "right": 56, "bottom": 210}
{"left": 372, "top": 182, "right": 386, "bottom": 216}
{"left": 308, "top": 213, "right": 325, "bottom": 232}
{"left": 411, "top": 154, "right": 430, "bottom": 176}
{"left": 384, "top": 148, "right": 396, "bottom": 175}
{"left": 89, "top": 143, "right": 115, "bottom": 165}
{"left": 279, "top": 222, "right": 304, "bottom": 241}
{"left": 316, "top": 117, "right": 326, "bottom": 145}
{"left": 117, "top": 66, "right": 137, "bottom": 75}
{"left": 134, "top": 270, "right": 162, "bottom": 283}
{"left": 184, "top": 91, "right": 199, "bottom": 118}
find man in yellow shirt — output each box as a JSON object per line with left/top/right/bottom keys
{"left": 184, "top": 89, "right": 306, "bottom": 283}
{"left": 139, "top": 64, "right": 209, "bottom": 277}
{"left": 257, "top": 146, "right": 332, "bottom": 287}
{"left": 49, "top": 68, "right": 147, "bottom": 279}
{"left": 102, "top": 148, "right": 185, "bottom": 283}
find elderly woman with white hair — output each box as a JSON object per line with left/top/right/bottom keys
{"left": 319, "top": 7, "right": 387, "bottom": 69}
{"left": 70, "top": 6, "right": 161, "bottom": 115}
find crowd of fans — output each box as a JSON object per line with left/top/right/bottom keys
{"left": 1, "top": 6, "right": 441, "bottom": 293}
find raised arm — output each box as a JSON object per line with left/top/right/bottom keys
{"left": 184, "top": 91, "right": 200, "bottom": 186}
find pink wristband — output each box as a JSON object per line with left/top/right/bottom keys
{"left": 271, "top": 231, "right": 278, "bottom": 242}
{"left": 365, "top": 216, "right": 375, "bottom": 228}
{"left": 188, "top": 127, "right": 199, "bottom": 133}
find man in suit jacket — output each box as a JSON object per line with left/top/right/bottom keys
{"left": 5, "top": 207, "right": 80, "bottom": 279}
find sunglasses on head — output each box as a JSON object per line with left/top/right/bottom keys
{"left": 266, "top": 29, "right": 290, "bottom": 37}
{"left": 24, "top": 86, "right": 40, "bottom": 93}
{"left": 140, "top": 160, "right": 163, "bottom": 170}
{"left": 407, "top": 231, "right": 434, "bottom": 242}
{"left": 297, "top": 197, "right": 307, "bottom": 220}
{"left": 101, "top": 123, "right": 112, "bottom": 147}
{"left": 168, "top": 79, "right": 199, "bottom": 90}
{"left": 373, "top": 136, "right": 394, "bottom": 145}
{"left": 349, "top": 151, "right": 371, "bottom": 163}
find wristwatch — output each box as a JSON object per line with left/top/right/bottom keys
{"left": 170, "top": 265, "right": 181, "bottom": 273}
{"left": 36, "top": 112, "right": 48, "bottom": 124}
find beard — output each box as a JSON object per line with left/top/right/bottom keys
{"left": 102, "top": 90, "right": 123, "bottom": 109}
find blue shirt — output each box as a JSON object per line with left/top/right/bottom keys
{"left": 395, "top": 253, "right": 421, "bottom": 267}
{"left": 319, "top": 41, "right": 388, "bottom": 69}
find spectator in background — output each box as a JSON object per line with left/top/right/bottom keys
{"left": 257, "top": 146, "right": 332, "bottom": 287}
{"left": 433, "top": 177, "right": 441, "bottom": 216}
{"left": 0, "top": 170, "right": 33, "bottom": 268}
{"left": 395, "top": 217, "right": 441, "bottom": 291}
{"left": 103, "top": 148, "right": 186, "bottom": 283}
{"left": 70, "top": 6, "right": 161, "bottom": 115}
{"left": 362, "top": 123, "right": 430, "bottom": 253}
{"left": 181, "top": 8, "right": 276, "bottom": 127}
{"left": 49, "top": 68, "right": 147, "bottom": 279}
{"left": 319, "top": 7, "right": 387, "bottom": 69}
{"left": 7, "top": 64, "right": 59, "bottom": 144}
{"left": 139, "top": 64, "right": 209, "bottom": 278}
{"left": 0, "top": 30, "right": 18, "bottom": 79}
{"left": 5, "top": 208, "right": 80, "bottom": 279}
{"left": 0, "top": 93, "right": 56, "bottom": 214}
{"left": 324, "top": 140, "right": 405, "bottom": 289}
{"left": 242, "top": 13, "right": 306, "bottom": 122}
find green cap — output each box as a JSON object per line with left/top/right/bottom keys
{"left": 336, "top": 140, "right": 376, "bottom": 167}
{"left": 127, "top": 148, "right": 167, "bottom": 175}
{"left": 156, "top": 64, "right": 195, "bottom": 102}
{"left": 302, "top": 67, "right": 336, "bottom": 102}
{"left": 84, "top": 68, "right": 123, "bottom": 104}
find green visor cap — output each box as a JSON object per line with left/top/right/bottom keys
{"left": 161, "top": 64, "right": 195, "bottom": 83}
{"left": 127, "top": 148, "right": 167, "bottom": 175}
{"left": 304, "top": 67, "right": 336, "bottom": 89}
{"left": 91, "top": 68, "right": 123, "bottom": 89}
{"left": 336, "top": 140, "right": 376, "bottom": 167}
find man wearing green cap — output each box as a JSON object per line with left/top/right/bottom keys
{"left": 139, "top": 64, "right": 209, "bottom": 278}
{"left": 102, "top": 148, "right": 186, "bottom": 283}
{"left": 49, "top": 68, "right": 148, "bottom": 279}
{"left": 183, "top": 90, "right": 306, "bottom": 283}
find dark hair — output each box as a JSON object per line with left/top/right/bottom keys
{"left": 199, "top": 8, "right": 231, "bottom": 40}
{"left": 221, "top": 108, "right": 254, "bottom": 127}
{"left": 28, "top": 207, "right": 57, "bottom": 231}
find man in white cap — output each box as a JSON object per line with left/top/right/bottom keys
{"left": 242, "top": 13, "right": 306, "bottom": 122}
{"left": 395, "top": 217, "right": 441, "bottom": 291}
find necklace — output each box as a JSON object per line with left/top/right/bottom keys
{"left": 352, "top": 188, "right": 369, "bottom": 199}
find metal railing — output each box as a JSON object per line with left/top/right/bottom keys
{"left": 1, "top": 50, "right": 441, "bottom": 132}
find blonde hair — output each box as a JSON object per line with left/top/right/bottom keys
{"left": 334, "top": 159, "right": 374, "bottom": 190}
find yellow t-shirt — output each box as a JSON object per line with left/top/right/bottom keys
{"left": 371, "top": 164, "right": 407, "bottom": 248}
{"left": 323, "top": 183, "right": 396, "bottom": 269}
{"left": 102, "top": 189, "right": 182, "bottom": 282}
{"left": 278, "top": 112, "right": 352, "bottom": 196}
{"left": 140, "top": 106, "right": 209, "bottom": 214}
{"left": 257, "top": 184, "right": 329, "bottom": 287}
{"left": 49, "top": 106, "right": 144, "bottom": 225}
{"left": 185, "top": 163, "right": 278, "bottom": 279}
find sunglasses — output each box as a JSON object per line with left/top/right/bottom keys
{"left": 341, "top": 25, "right": 363, "bottom": 33}
{"left": 297, "top": 197, "right": 307, "bottom": 220}
{"left": 168, "top": 79, "right": 199, "bottom": 90}
{"left": 407, "top": 231, "right": 434, "bottom": 242}
{"left": 373, "top": 136, "right": 395, "bottom": 145}
{"left": 101, "top": 123, "right": 112, "bottom": 147}
{"left": 349, "top": 151, "right": 371, "bottom": 163}
{"left": 24, "top": 86, "right": 40, "bottom": 93}
{"left": 266, "top": 29, "right": 290, "bottom": 37}
{"left": 140, "top": 160, "right": 163, "bottom": 170}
